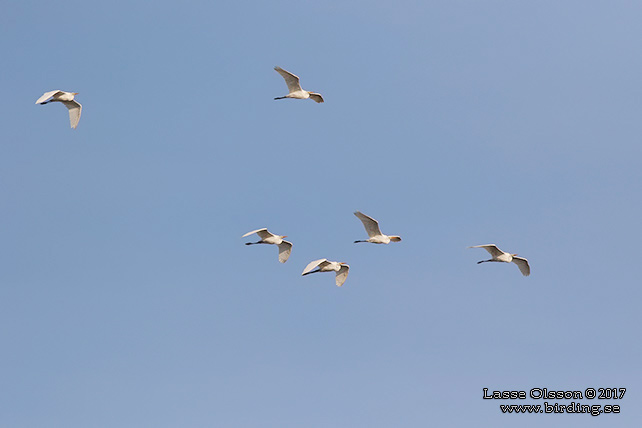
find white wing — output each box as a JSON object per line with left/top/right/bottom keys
{"left": 275, "top": 66, "right": 302, "bottom": 93}
{"left": 35, "top": 90, "right": 61, "bottom": 104}
{"left": 469, "top": 244, "right": 504, "bottom": 258}
{"left": 242, "top": 228, "right": 266, "bottom": 238}
{"left": 242, "top": 228, "right": 275, "bottom": 240}
{"left": 335, "top": 264, "right": 350, "bottom": 287}
{"left": 62, "top": 100, "right": 81, "bottom": 129}
{"left": 512, "top": 257, "right": 530, "bottom": 276}
{"left": 308, "top": 93, "right": 324, "bottom": 103}
{"left": 36, "top": 90, "right": 62, "bottom": 104}
{"left": 354, "top": 211, "right": 382, "bottom": 238}
{"left": 278, "top": 241, "right": 292, "bottom": 263}
{"left": 302, "top": 258, "right": 328, "bottom": 275}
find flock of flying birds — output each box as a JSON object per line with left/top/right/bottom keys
{"left": 35, "top": 66, "right": 530, "bottom": 285}
{"left": 243, "top": 211, "right": 403, "bottom": 287}
{"left": 243, "top": 210, "right": 529, "bottom": 287}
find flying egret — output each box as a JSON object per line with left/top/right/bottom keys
{"left": 274, "top": 66, "right": 324, "bottom": 103}
{"left": 469, "top": 244, "right": 530, "bottom": 276}
{"left": 301, "top": 259, "right": 350, "bottom": 287}
{"left": 35, "top": 90, "right": 82, "bottom": 129}
{"left": 242, "top": 228, "right": 292, "bottom": 263}
{"left": 353, "top": 211, "right": 402, "bottom": 244}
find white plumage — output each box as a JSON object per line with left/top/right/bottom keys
{"left": 36, "top": 90, "right": 82, "bottom": 129}
{"left": 243, "top": 228, "right": 292, "bottom": 263}
{"left": 301, "top": 259, "right": 350, "bottom": 287}
{"left": 274, "top": 67, "right": 324, "bottom": 103}
{"left": 469, "top": 244, "right": 530, "bottom": 276}
{"left": 353, "top": 211, "right": 401, "bottom": 244}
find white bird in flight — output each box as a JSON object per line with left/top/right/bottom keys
{"left": 469, "top": 244, "right": 530, "bottom": 276}
{"left": 35, "top": 90, "right": 82, "bottom": 129}
{"left": 243, "top": 228, "right": 292, "bottom": 263}
{"left": 301, "top": 259, "right": 350, "bottom": 287}
{"left": 353, "top": 211, "right": 402, "bottom": 244}
{"left": 274, "top": 66, "right": 324, "bottom": 103}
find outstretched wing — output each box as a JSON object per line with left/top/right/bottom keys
{"left": 63, "top": 100, "right": 82, "bottom": 129}
{"left": 275, "top": 66, "right": 302, "bottom": 93}
{"left": 308, "top": 92, "right": 324, "bottom": 103}
{"left": 335, "top": 264, "right": 350, "bottom": 287}
{"left": 512, "top": 257, "right": 530, "bottom": 277}
{"left": 302, "top": 258, "right": 328, "bottom": 275}
{"left": 242, "top": 228, "right": 266, "bottom": 238}
{"left": 469, "top": 244, "right": 503, "bottom": 258}
{"left": 35, "top": 90, "right": 62, "bottom": 104}
{"left": 242, "top": 228, "right": 275, "bottom": 240}
{"left": 278, "top": 241, "right": 292, "bottom": 263}
{"left": 354, "top": 211, "right": 382, "bottom": 238}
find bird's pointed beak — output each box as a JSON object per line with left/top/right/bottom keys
{"left": 282, "top": 235, "right": 288, "bottom": 238}
{"left": 73, "top": 92, "right": 79, "bottom": 95}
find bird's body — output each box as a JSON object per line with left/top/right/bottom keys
{"left": 35, "top": 90, "right": 82, "bottom": 129}
{"left": 301, "top": 259, "right": 350, "bottom": 287}
{"left": 353, "top": 211, "right": 401, "bottom": 244}
{"left": 243, "top": 228, "right": 292, "bottom": 263}
{"left": 274, "top": 66, "right": 324, "bottom": 103}
{"left": 469, "top": 244, "right": 530, "bottom": 276}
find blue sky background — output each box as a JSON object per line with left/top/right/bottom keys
{"left": 1, "top": 1, "right": 641, "bottom": 427}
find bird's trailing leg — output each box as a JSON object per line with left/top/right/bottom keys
{"left": 274, "top": 96, "right": 287, "bottom": 100}
{"left": 302, "top": 270, "right": 318, "bottom": 276}
{"left": 245, "top": 241, "right": 269, "bottom": 245}
{"left": 477, "top": 259, "right": 498, "bottom": 264}
{"left": 354, "top": 240, "right": 367, "bottom": 243}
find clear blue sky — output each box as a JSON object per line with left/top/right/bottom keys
{"left": 1, "top": 1, "right": 641, "bottom": 427}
